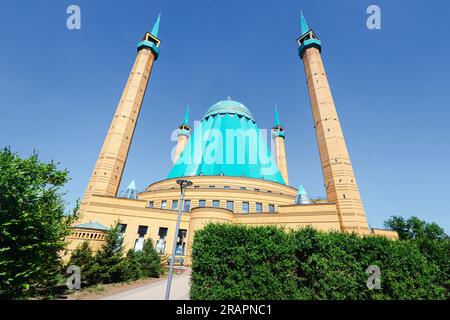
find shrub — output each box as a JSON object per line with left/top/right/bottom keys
{"left": 136, "top": 239, "right": 163, "bottom": 278}
{"left": 68, "top": 241, "right": 94, "bottom": 283}
{"left": 190, "top": 224, "right": 448, "bottom": 300}
{"left": 190, "top": 224, "right": 297, "bottom": 300}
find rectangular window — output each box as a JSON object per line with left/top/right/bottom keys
{"left": 156, "top": 227, "right": 168, "bottom": 254}
{"left": 161, "top": 200, "right": 167, "bottom": 209}
{"left": 176, "top": 229, "right": 187, "bottom": 256}
{"left": 134, "top": 225, "right": 148, "bottom": 252}
{"left": 226, "top": 200, "right": 234, "bottom": 211}
{"left": 117, "top": 223, "right": 127, "bottom": 233}
{"left": 224, "top": 186, "right": 231, "bottom": 189}
{"left": 137, "top": 225, "right": 148, "bottom": 237}
{"left": 171, "top": 200, "right": 178, "bottom": 210}
{"left": 256, "top": 203, "right": 262, "bottom": 213}
{"left": 209, "top": 186, "right": 216, "bottom": 189}
{"left": 147, "top": 201, "right": 154, "bottom": 208}
{"left": 212, "top": 200, "right": 220, "bottom": 208}
{"left": 199, "top": 200, "right": 206, "bottom": 207}
{"left": 242, "top": 202, "right": 249, "bottom": 214}
{"left": 254, "top": 188, "right": 260, "bottom": 192}
{"left": 240, "top": 187, "right": 246, "bottom": 190}
{"left": 269, "top": 204, "right": 275, "bottom": 213}
{"left": 184, "top": 200, "right": 191, "bottom": 212}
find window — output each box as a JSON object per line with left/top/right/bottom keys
{"left": 209, "top": 186, "right": 215, "bottom": 189}
{"left": 184, "top": 200, "right": 191, "bottom": 212}
{"left": 171, "top": 200, "right": 178, "bottom": 210}
{"left": 134, "top": 225, "right": 148, "bottom": 252}
{"left": 242, "top": 202, "right": 249, "bottom": 214}
{"left": 224, "top": 186, "right": 231, "bottom": 189}
{"left": 194, "top": 185, "right": 200, "bottom": 188}
{"left": 161, "top": 200, "right": 167, "bottom": 209}
{"left": 176, "top": 229, "right": 187, "bottom": 256}
{"left": 240, "top": 187, "right": 246, "bottom": 190}
{"left": 199, "top": 200, "right": 206, "bottom": 207}
{"left": 256, "top": 203, "right": 262, "bottom": 213}
{"left": 147, "top": 201, "right": 154, "bottom": 208}
{"left": 254, "top": 188, "right": 260, "bottom": 192}
{"left": 212, "top": 200, "right": 220, "bottom": 208}
{"left": 117, "top": 223, "right": 127, "bottom": 233}
{"left": 269, "top": 204, "right": 275, "bottom": 213}
{"left": 156, "top": 227, "right": 168, "bottom": 254}
{"left": 226, "top": 201, "right": 234, "bottom": 211}
{"left": 137, "top": 225, "right": 148, "bottom": 236}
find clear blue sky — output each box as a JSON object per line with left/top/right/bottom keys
{"left": 0, "top": 1, "right": 449, "bottom": 232}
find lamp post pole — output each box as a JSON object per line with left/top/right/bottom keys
{"left": 165, "top": 179, "right": 192, "bottom": 300}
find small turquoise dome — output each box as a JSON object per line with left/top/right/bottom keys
{"left": 204, "top": 100, "right": 254, "bottom": 121}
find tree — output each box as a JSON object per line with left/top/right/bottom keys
{"left": 384, "top": 215, "right": 448, "bottom": 241}
{"left": 86, "top": 223, "right": 128, "bottom": 284}
{"left": 68, "top": 241, "right": 94, "bottom": 284}
{"left": 136, "top": 239, "right": 163, "bottom": 278}
{"left": 0, "top": 147, "right": 77, "bottom": 299}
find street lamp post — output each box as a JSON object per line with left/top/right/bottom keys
{"left": 165, "top": 179, "right": 193, "bottom": 300}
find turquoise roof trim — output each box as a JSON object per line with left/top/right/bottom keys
{"left": 137, "top": 40, "right": 160, "bottom": 60}
{"left": 298, "top": 38, "right": 322, "bottom": 59}
{"left": 168, "top": 100, "right": 286, "bottom": 184}
{"left": 73, "top": 221, "right": 110, "bottom": 231}
{"left": 272, "top": 131, "right": 285, "bottom": 138}
{"left": 178, "top": 128, "right": 191, "bottom": 137}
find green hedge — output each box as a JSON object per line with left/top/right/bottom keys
{"left": 190, "top": 224, "right": 448, "bottom": 300}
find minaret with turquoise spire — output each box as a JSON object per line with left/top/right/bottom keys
{"left": 80, "top": 14, "right": 162, "bottom": 216}
{"left": 173, "top": 105, "right": 191, "bottom": 164}
{"left": 297, "top": 13, "right": 369, "bottom": 234}
{"left": 272, "top": 106, "right": 289, "bottom": 185}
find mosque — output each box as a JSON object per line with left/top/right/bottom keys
{"left": 67, "top": 13, "right": 397, "bottom": 261}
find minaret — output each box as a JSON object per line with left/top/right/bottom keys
{"left": 173, "top": 106, "right": 191, "bottom": 164}
{"left": 297, "top": 13, "right": 369, "bottom": 234}
{"left": 80, "top": 14, "right": 162, "bottom": 212}
{"left": 272, "top": 106, "right": 289, "bottom": 185}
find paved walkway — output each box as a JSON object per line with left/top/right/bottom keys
{"left": 101, "top": 269, "right": 191, "bottom": 300}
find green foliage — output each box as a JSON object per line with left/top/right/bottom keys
{"left": 136, "top": 239, "right": 163, "bottom": 278}
{"left": 190, "top": 224, "right": 297, "bottom": 300}
{"left": 70, "top": 227, "right": 163, "bottom": 286}
{"left": 384, "top": 215, "right": 448, "bottom": 241}
{"left": 190, "top": 224, "right": 448, "bottom": 300}
{"left": 384, "top": 215, "right": 449, "bottom": 296}
{"left": 0, "top": 147, "right": 76, "bottom": 299}
{"left": 84, "top": 224, "right": 129, "bottom": 284}
{"left": 67, "top": 241, "right": 94, "bottom": 283}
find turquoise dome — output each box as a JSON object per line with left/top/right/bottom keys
{"left": 167, "top": 100, "right": 285, "bottom": 185}
{"left": 203, "top": 100, "right": 254, "bottom": 121}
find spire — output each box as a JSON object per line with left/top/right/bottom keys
{"left": 274, "top": 105, "right": 281, "bottom": 127}
{"left": 122, "top": 179, "right": 138, "bottom": 199}
{"left": 151, "top": 13, "right": 161, "bottom": 37}
{"left": 295, "top": 185, "right": 312, "bottom": 205}
{"left": 300, "top": 11, "right": 310, "bottom": 36}
{"left": 183, "top": 105, "right": 190, "bottom": 126}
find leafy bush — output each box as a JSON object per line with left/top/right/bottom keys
{"left": 69, "top": 227, "right": 163, "bottom": 287}
{"left": 190, "top": 224, "right": 448, "bottom": 300}
{"left": 0, "top": 148, "right": 77, "bottom": 299}
{"left": 190, "top": 224, "right": 297, "bottom": 300}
